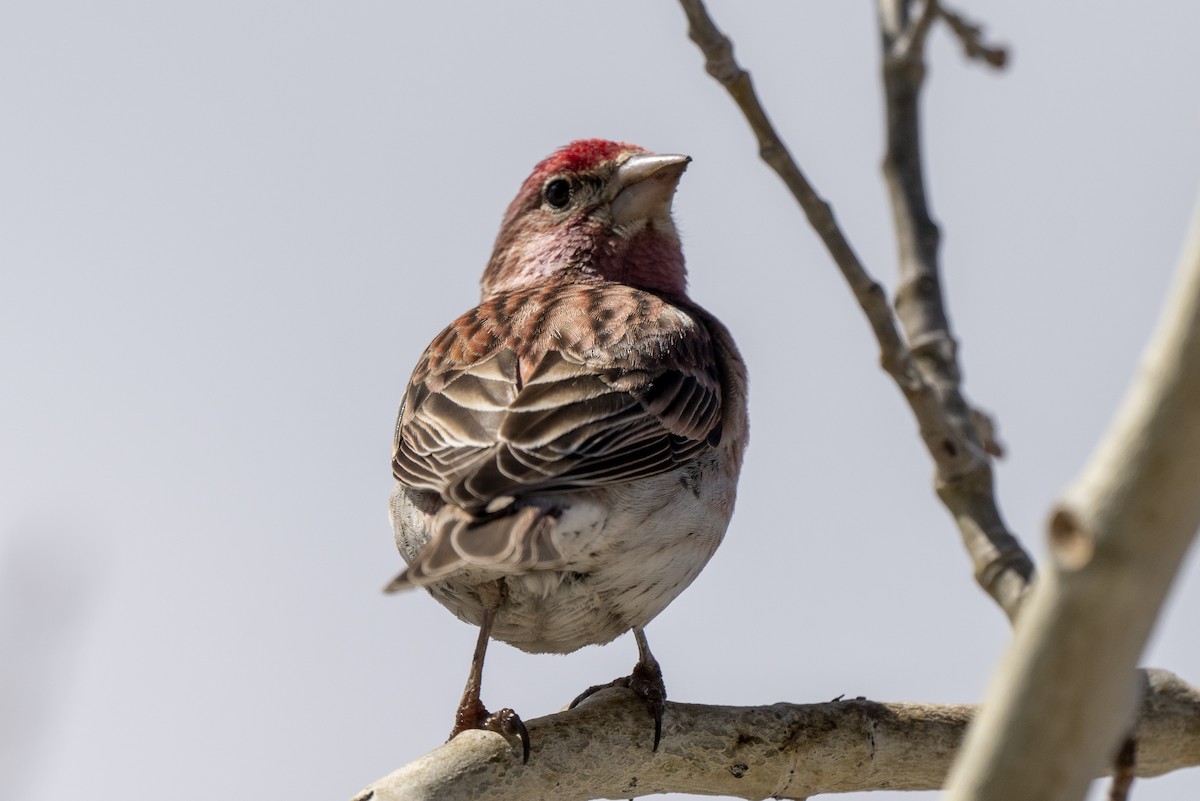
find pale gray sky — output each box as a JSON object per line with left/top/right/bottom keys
{"left": 2, "top": 3, "right": 1198, "bottom": 800}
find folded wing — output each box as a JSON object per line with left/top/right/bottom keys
{"left": 392, "top": 284, "right": 724, "bottom": 511}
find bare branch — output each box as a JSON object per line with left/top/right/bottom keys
{"left": 679, "top": 0, "right": 1033, "bottom": 618}
{"left": 352, "top": 670, "right": 1200, "bottom": 801}
{"left": 678, "top": 0, "right": 914, "bottom": 388}
{"left": 888, "top": 0, "right": 938, "bottom": 63}
{"left": 876, "top": 0, "right": 1033, "bottom": 619}
{"left": 939, "top": 3, "right": 1009, "bottom": 68}
{"left": 944, "top": 191, "right": 1200, "bottom": 800}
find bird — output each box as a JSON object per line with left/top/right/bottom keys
{"left": 386, "top": 139, "right": 748, "bottom": 761}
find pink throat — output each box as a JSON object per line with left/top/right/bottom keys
{"left": 591, "top": 228, "right": 687, "bottom": 297}
{"left": 484, "top": 219, "right": 687, "bottom": 298}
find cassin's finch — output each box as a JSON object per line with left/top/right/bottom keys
{"left": 387, "top": 139, "right": 748, "bottom": 760}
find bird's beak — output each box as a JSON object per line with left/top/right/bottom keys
{"left": 610, "top": 152, "right": 691, "bottom": 229}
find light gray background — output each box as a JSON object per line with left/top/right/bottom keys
{"left": 2, "top": 2, "right": 1198, "bottom": 800}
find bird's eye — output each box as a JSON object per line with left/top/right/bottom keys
{"left": 544, "top": 178, "right": 572, "bottom": 209}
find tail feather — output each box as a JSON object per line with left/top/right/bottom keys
{"left": 384, "top": 504, "right": 565, "bottom": 593}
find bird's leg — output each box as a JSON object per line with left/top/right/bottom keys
{"left": 450, "top": 606, "right": 495, "bottom": 736}
{"left": 449, "top": 593, "right": 530, "bottom": 762}
{"left": 569, "top": 626, "right": 667, "bottom": 751}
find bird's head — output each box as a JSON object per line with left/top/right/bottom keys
{"left": 481, "top": 139, "right": 692, "bottom": 298}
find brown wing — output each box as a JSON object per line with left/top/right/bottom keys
{"left": 392, "top": 283, "right": 723, "bottom": 511}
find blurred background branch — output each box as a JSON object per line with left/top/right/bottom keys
{"left": 945, "top": 189, "right": 1200, "bottom": 801}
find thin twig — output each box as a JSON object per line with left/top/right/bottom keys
{"left": 678, "top": 0, "right": 918, "bottom": 389}
{"left": 891, "top": 0, "right": 939, "bottom": 63}
{"left": 939, "top": 3, "right": 1008, "bottom": 68}
{"left": 679, "top": 0, "right": 1033, "bottom": 619}
{"left": 876, "top": 0, "right": 1033, "bottom": 618}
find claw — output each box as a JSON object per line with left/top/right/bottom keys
{"left": 570, "top": 627, "right": 667, "bottom": 751}
{"left": 487, "top": 708, "right": 531, "bottom": 764}
{"left": 569, "top": 675, "right": 628, "bottom": 709}
{"left": 449, "top": 702, "right": 531, "bottom": 763}
{"left": 629, "top": 656, "right": 665, "bottom": 751}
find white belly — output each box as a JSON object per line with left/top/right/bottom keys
{"left": 391, "top": 453, "right": 738, "bottom": 653}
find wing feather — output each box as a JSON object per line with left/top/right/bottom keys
{"left": 392, "top": 284, "right": 723, "bottom": 510}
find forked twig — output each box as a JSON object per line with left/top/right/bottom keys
{"left": 679, "top": 0, "right": 1033, "bottom": 619}
{"left": 940, "top": 3, "right": 1009, "bottom": 67}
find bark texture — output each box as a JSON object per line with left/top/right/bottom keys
{"left": 352, "top": 670, "right": 1200, "bottom": 801}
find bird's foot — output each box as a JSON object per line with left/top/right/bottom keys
{"left": 569, "top": 658, "right": 666, "bottom": 751}
{"left": 450, "top": 697, "right": 531, "bottom": 763}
